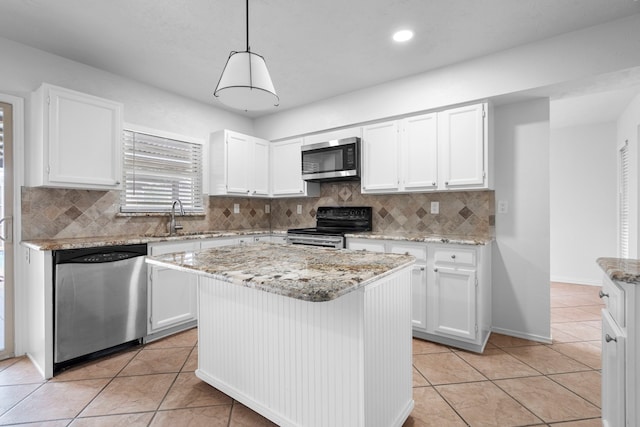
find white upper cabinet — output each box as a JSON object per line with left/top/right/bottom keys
{"left": 28, "top": 83, "right": 123, "bottom": 189}
{"left": 209, "top": 130, "right": 270, "bottom": 197}
{"left": 361, "top": 103, "right": 491, "bottom": 194}
{"left": 438, "top": 103, "right": 488, "bottom": 190}
{"left": 252, "top": 138, "right": 270, "bottom": 196}
{"left": 270, "top": 138, "right": 319, "bottom": 197}
{"left": 362, "top": 113, "right": 438, "bottom": 193}
{"left": 401, "top": 113, "right": 438, "bottom": 191}
{"left": 361, "top": 121, "right": 400, "bottom": 192}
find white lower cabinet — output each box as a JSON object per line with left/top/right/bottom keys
{"left": 600, "top": 273, "right": 638, "bottom": 427}
{"left": 147, "top": 236, "right": 267, "bottom": 341}
{"left": 426, "top": 244, "right": 491, "bottom": 352}
{"left": 602, "top": 309, "right": 625, "bottom": 427}
{"left": 347, "top": 238, "right": 491, "bottom": 352}
{"left": 147, "top": 241, "right": 200, "bottom": 337}
{"left": 430, "top": 266, "right": 476, "bottom": 340}
{"left": 389, "top": 243, "right": 428, "bottom": 331}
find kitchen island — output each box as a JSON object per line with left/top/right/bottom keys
{"left": 146, "top": 242, "right": 415, "bottom": 427}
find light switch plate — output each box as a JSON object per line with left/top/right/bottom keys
{"left": 430, "top": 201, "right": 439, "bottom": 215}
{"left": 498, "top": 200, "right": 508, "bottom": 214}
{"left": 265, "top": 204, "right": 270, "bottom": 214}
{"left": 234, "top": 203, "right": 240, "bottom": 214}
{"left": 297, "top": 205, "right": 302, "bottom": 214}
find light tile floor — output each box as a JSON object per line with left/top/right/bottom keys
{"left": 0, "top": 282, "right": 603, "bottom": 426}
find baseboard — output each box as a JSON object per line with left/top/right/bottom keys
{"left": 491, "top": 326, "right": 552, "bottom": 344}
{"left": 550, "top": 275, "right": 601, "bottom": 286}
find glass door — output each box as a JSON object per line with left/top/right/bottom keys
{"left": 0, "top": 101, "right": 14, "bottom": 359}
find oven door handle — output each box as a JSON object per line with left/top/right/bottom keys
{"left": 287, "top": 235, "right": 343, "bottom": 247}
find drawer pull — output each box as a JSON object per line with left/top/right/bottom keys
{"left": 605, "top": 334, "right": 617, "bottom": 343}
{"left": 434, "top": 268, "right": 438, "bottom": 272}
{"left": 599, "top": 290, "right": 609, "bottom": 299}
{"left": 451, "top": 254, "right": 456, "bottom": 259}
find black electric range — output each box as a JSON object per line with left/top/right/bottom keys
{"left": 287, "top": 206, "right": 372, "bottom": 248}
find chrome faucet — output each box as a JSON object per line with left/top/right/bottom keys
{"left": 169, "top": 199, "right": 184, "bottom": 234}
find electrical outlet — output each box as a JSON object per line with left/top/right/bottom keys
{"left": 498, "top": 200, "right": 508, "bottom": 214}
{"left": 430, "top": 201, "right": 439, "bottom": 215}
{"left": 297, "top": 204, "right": 302, "bottom": 214}
{"left": 234, "top": 203, "right": 240, "bottom": 214}
{"left": 265, "top": 204, "right": 270, "bottom": 214}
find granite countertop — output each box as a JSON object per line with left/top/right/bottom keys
{"left": 21, "top": 229, "right": 282, "bottom": 251}
{"left": 597, "top": 257, "right": 640, "bottom": 284}
{"left": 21, "top": 228, "right": 491, "bottom": 251}
{"left": 146, "top": 242, "right": 415, "bottom": 302}
{"left": 345, "top": 231, "right": 493, "bottom": 245}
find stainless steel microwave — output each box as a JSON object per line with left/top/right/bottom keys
{"left": 301, "top": 137, "right": 360, "bottom": 181}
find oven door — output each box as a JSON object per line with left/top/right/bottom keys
{"left": 287, "top": 233, "right": 344, "bottom": 249}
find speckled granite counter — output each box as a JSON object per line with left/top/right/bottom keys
{"left": 146, "top": 242, "right": 414, "bottom": 302}
{"left": 21, "top": 229, "right": 282, "bottom": 251}
{"left": 22, "top": 229, "right": 490, "bottom": 251}
{"left": 345, "top": 231, "right": 492, "bottom": 245}
{"left": 597, "top": 257, "right": 640, "bottom": 284}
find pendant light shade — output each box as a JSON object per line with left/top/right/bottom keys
{"left": 214, "top": 0, "right": 279, "bottom": 111}
{"left": 215, "top": 50, "right": 278, "bottom": 111}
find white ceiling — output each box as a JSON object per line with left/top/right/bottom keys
{"left": 0, "top": 0, "right": 640, "bottom": 119}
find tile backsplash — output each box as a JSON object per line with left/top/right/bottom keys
{"left": 270, "top": 182, "right": 494, "bottom": 238}
{"left": 21, "top": 183, "right": 494, "bottom": 240}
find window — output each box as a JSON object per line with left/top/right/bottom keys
{"left": 619, "top": 141, "right": 629, "bottom": 258}
{"left": 121, "top": 129, "right": 204, "bottom": 213}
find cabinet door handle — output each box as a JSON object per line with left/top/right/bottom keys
{"left": 599, "top": 290, "right": 609, "bottom": 299}
{"left": 445, "top": 181, "right": 449, "bottom": 186}
{"left": 434, "top": 268, "right": 438, "bottom": 272}
{"left": 419, "top": 267, "right": 425, "bottom": 271}
{"left": 605, "top": 334, "right": 617, "bottom": 343}
{"left": 451, "top": 254, "right": 456, "bottom": 259}
{"left": 432, "top": 182, "right": 436, "bottom": 186}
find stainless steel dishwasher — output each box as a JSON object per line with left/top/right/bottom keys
{"left": 53, "top": 244, "right": 147, "bottom": 371}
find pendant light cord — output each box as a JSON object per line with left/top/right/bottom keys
{"left": 246, "top": 0, "right": 250, "bottom": 52}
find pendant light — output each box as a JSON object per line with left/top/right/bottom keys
{"left": 214, "top": 0, "right": 279, "bottom": 111}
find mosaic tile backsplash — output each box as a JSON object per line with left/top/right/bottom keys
{"left": 270, "top": 182, "right": 494, "bottom": 238}
{"left": 21, "top": 183, "right": 494, "bottom": 240}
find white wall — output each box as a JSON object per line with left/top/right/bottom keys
{"left": 493, "top": 99, "right": 551, "bottom": 342}
{"left": 0, "top": 37, "right": 253, "bottom": 141}
{"left": 550, "top": 123, "right": 618, "bottom": 285}
{"left": 617, "top": 93, "right": 640, "bottom": 258}
{"left": 255, "top": 14, "right": 640, "bottom": 140}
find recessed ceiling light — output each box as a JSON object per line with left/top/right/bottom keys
{"left": 393, "top": 30, "right": 414, "bottom": 43}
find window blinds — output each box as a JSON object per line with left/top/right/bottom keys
{"left": 121, "top": 129, "right": 203, "bottom": 213}
{"left": 619, "top": 142, "right": 629, "bottom": 258}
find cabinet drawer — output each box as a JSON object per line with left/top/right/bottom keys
{"left": 347, "top": 240, "right": 386, "bottom": 253}
{"left": 200, "top": 238, "right": 239, "bottom": 249}
{"left": 433, "top": 248, "right": 476, "bottom": 266}
{"left": 602, "top": 276, "right": 625, "bottom": 327}
{"left": 150, "top": 241, "right": 200, "bottom": 256}
{"left": 389, "top": 244, "right": 427, "bottom": 262}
